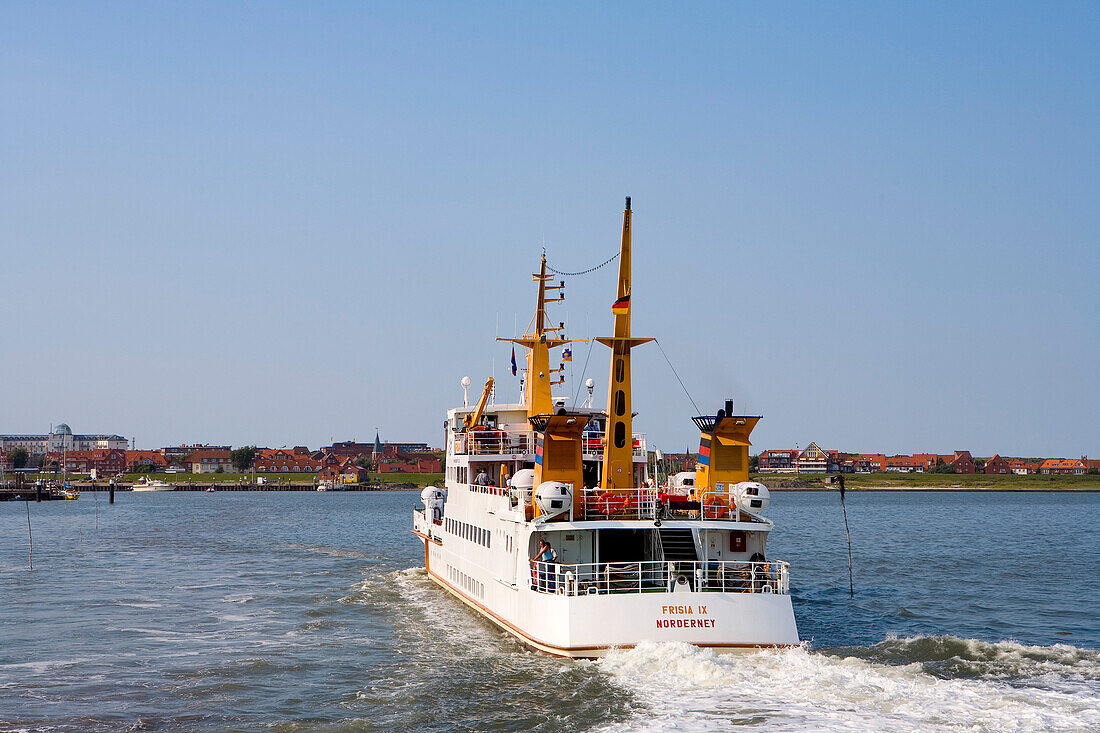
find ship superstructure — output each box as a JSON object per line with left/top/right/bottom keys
{"left": 412, "top": 199, "right": 799, "bottom": 657}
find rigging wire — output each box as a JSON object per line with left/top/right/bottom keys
{"left": 571, "top": 336, "right": 596, "bottom": 406}
{"left": 653, "top": 338, "right": 702, "bottom": 415}
{"left": 545, "top": 252, "right": 619, "bottom": 277}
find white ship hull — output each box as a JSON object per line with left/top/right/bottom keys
{"left": 132, "top": 482, "right": 174, "bottom": 492}
{"left": 423, "top": 558, "right": 798, "bottom": 657}
{"left": 413, "top": 481, "right": 799, "bottom": 659}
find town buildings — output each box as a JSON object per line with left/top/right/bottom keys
{"left": 757, "top": 443, "right": 840, "bottom": 473}
{"left": 64, "top": 449, "right": 127, "bottom": 475}
{"left": 753, "top": 444, "right": 1087, "bottom": 476}
{"left": 254, "top": 448, "right": 321, "bottom": 473}
{"left": 0, "top": 424, "right": 128, "bottom": 455}
{"left": 0, "top": 427, "right": 442, "bottom": 478}
{"left": 190, "top": 448, "right": 234, "bottom": 474}
{"left": 126, "top": 450, "right": 169, "bottom": 472}
{"left": 756, "top": 449, "right": 797, "bottom": 473}
{"left": 1038, "top": 458, "right": 1087, "bottom": 475}
{"left": 1007, "top": 459, "right": 1041, "bottom": 475}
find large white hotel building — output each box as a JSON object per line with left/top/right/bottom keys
{"left": 0, "top": 424, "right": 128, "bottom": 455}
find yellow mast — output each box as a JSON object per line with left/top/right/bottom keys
{"left": 499, "top": 255, "right": 586, "bottom": 520}
{"left": 499, "top": 254, "right": 579, "bottom": 422}
{"left": 596, "top": 198, "right": 652, "bottom": 491}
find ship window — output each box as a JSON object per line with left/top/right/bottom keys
{"left": 614, "top": 421, "right": 626, "bottom": 449}
{"left": 615, "top": 358, "right": 625, "bottom": 383}
{"left": 614, "top": 390, "right": 626, "bottom": 416}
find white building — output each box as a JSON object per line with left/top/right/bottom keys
{"left": 0, "top": 424, "right": 128, "bottom": 456}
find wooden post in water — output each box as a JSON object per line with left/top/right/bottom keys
{"left": 837, "top": 474, "right": 854, "bottom": 597}
{"left": 109, "top": 479, "right": 115, "bottom": 504}
{"left": 26, "top": 500, "right": 33, "bottom": 570}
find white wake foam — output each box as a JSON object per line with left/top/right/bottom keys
{"left": 596, "top": 640, "right": 1100, "bottom": 732}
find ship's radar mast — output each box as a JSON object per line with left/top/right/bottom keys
{"left": 499, "top": 254, "right": 583, "bottom": 423}
{"left": 596, "top": 197, "right": 653, "bottom": 491}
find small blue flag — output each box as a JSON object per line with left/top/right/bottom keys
{"left": 510, "top": 347, "right": 517, "bottom": 376}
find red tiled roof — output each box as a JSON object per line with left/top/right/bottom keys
{"left": 190, "top": 449, "right": 231, "bottom": 460}
{"left": 1040, "top": 458, "right": 1085, "bottom": 469}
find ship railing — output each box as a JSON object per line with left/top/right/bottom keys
{"left": 658, "top": 491, "right": 756, "bottom": 522}
{"left": 579, "top": 487, "right": 658, "bottom": 520}
{"left": 581, "top": 433, "right": 647, "bottom": 460}
{"left": 451, "top": 429, "right": 646, "bottom": 459}
{"left": 530, "top": 560, "right": 789, "bottom": 596}
{"left": 454, "top": 430, "right": 537, "bottom": 456}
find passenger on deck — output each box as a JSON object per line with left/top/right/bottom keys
{"left": 529, "top": 539, "right": 559, "bottom": 590}
{"left": 749, "top": 552, "right": 771, "bottom": 593}
{"left": 474, "top": 469, "right": 491, "bottom": 487}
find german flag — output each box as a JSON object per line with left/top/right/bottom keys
{"left": 611, "top": 294, "right": 630, "bottom": 315}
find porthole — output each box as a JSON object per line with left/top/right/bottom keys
{"left": 614, "top": 422, "right": 626, "bottom": 449}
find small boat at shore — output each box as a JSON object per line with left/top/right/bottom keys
{"left": 56, "top": 485, "right": 80, "bottom": 500}
{"left": 132, "top": 478, "right": 175, "bottom": 492}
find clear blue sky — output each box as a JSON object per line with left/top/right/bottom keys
{"left": 2, "top": 2, "right": 1097, "bottom": 457}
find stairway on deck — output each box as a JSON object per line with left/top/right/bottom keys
{"left": 659, "top": 528, "right": 698, "bottom": 562}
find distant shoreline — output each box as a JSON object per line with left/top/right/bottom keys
{"left": 768, "top": 486, "right": 1100, "bottom": 492}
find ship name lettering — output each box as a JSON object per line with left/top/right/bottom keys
{"left": 655, "top": 618, "right": 716, "bottom": 629}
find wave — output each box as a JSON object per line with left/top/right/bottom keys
{"left": 596, "top": 638, "right": 1100, "bottom": 732}
{"left": 824, "top": 634, "right": 1100, "bottom": 683}
{"left": 342, "top": 568, "right": 1100, "bottom": 731}
{"left": 282, "top": 543, "right": 372, "bottom": 559}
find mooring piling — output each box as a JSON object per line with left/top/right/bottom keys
{"left": 26, "top": 500, "right": 33, "bottom": 571}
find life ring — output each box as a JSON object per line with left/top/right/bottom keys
{"left": 597, "top": 492, "right": 628, "bottom": 516}
{"left": 703, "top": 494, "right": 727, "bottom": 519}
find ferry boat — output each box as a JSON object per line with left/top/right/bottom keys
{"left": 412, "top": 199, "right": 799, "bottom": 658}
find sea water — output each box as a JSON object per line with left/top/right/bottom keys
{"left": 1, "top": 491, "right": 1097, "bottom": 731}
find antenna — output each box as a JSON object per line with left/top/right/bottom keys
{"left": 461, "top": 376, "right": 472, "bottom": 407}
{"left": 583, "top": 378, "right": 595, "bottom": 408}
